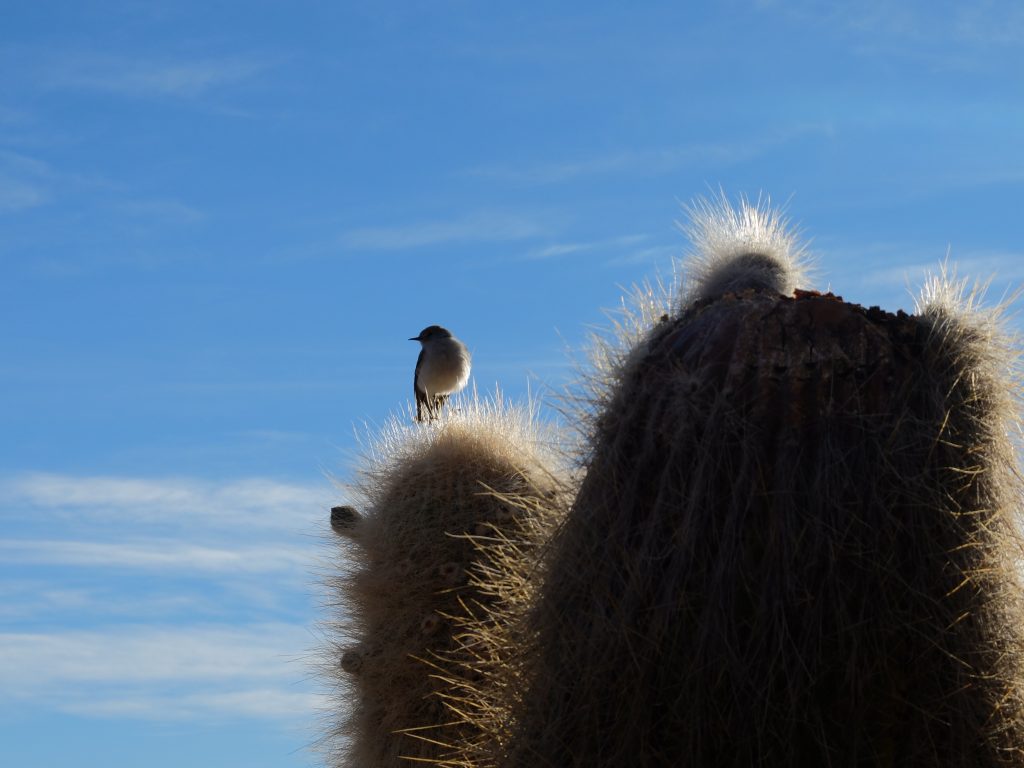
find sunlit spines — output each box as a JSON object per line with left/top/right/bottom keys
{"left": 321, "top": 393, "right": 569, "bottom": 768}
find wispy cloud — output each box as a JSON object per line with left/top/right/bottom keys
{"left": 60, "top": 688, "right": 322, "bottom": 721}
{"left": 755, "top": 1, "right": 1024, "bottom": 68}
{"left": 0, "top": 150, "right": 55, "bottom": 212}
{"left": 0, "top": 105, "right": 30, "bottom": 125}
{"left": 0, "top": 539, "right": 312, "bottom": 573}
{"left": 1, "top": 475, "right": 319, "bottom": 729}
{"left": 43, "top": 54, "right": 270, "bottom": 98}
{"left": 0, "top": 149, "right": 118, "bottom": 215}
{"left": 523, "top": 233, "right": 649, "bottom": 260}
{"left": 954, "top": 3, "right": 1024, "bottom": 45}
{"left": 810, "top": 241, "right": 1024, "bottom": 314}
{"left": 0, "top": 624, "right": 306, "bottom": 685}
{"left": 527, "top": 242, "right": 590, "bottom": 259}
{"left": 339, "top": 210, "right": 550, "bottom": 251}
{"left": 0, "top": 175, "right": 46, "bottom": 211}
{"left": 116, "top": 198, "right": 205, "bottom": 224}
{"left": 517, "top": 234, "right": 679, "bottom": 267}
{"left": 0, "top": 623, "right": 320, "bottom": 721}
{"left": 0, "top": 580, "right": 210, "bottom": 621}
{"left": 858, "top": 250, "right": 1024, "bottom": 290}
{"left": 606, "top": 243, "right": 683, "bottom": 267}
{"left": 1, "top": 472, "right": 328, "bottom": 530}
{"left": 467, "top": 124, "right": 834, "bottom": 185}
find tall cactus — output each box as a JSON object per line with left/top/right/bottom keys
{"left": 321, "top": 196, "right": 1024, "bottom": 768}
{"left": 322, "top": 398, "right": 567, "bottom": 768}
{"left": 500, "top": 197, "right": 1024, "bottom": 767}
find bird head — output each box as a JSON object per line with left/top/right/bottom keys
{"left": 409, "top": 325, "right": 453, "bottom": 343}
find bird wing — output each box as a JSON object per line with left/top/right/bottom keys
{"left": 414, "top": 348, "right": 428, "bottom": 422}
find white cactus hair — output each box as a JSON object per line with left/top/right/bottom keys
{"left": 564, "top": 192, "right": 810, "bottom": 455}
{"left": 351, "top": 387, "right": 563, "bottom": 477}
{"left": 679, "top": 190, "right": 812, "bottom": 304}
{"left": 914, "top": 260, "right": 1022, "bottom": 461}
{"left": 567, "top": 192, "right": 810, "bottom": 447}
{"left": 915, "top": 260, "right": 1008, "bottom": 345}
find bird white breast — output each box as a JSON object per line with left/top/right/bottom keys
{"left": 418, "top": 338, "right": 471, "bottom": 397}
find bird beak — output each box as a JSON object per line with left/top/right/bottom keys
{"left": 409, "top": 336, "right": 420, "bottom": 342}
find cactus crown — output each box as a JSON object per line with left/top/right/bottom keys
{"left": 679, "top": 191, "right": 812, "bottom": 304}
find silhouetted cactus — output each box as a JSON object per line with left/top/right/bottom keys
{"left": 321, "top": 195, "right": 1024, "bottom": 768}
{"left": 500, "top": 197, "right": 1024, "bottom": 767}
{"left": 322, "top": 398, "right": 567, "bottom": 768}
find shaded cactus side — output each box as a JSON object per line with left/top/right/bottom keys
{"left": 427, "top": 478, "right": 571, "bottom": 768}
{"left": 500, "top": 198, "right": 1024, "bottom": 767}
{"left": 322, "top": 399, "right": 568, "bottom": 768}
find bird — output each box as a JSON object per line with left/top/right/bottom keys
{"left": 409, "top": 325, "right": 472, "bottom": 422}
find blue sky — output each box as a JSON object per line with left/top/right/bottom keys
{"left": 2, "top": 2, "right": 1022, "bottom": 766}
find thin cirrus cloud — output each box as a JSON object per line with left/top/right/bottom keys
{"left": 467, "top": 124, "right": 835, "bottom": 186}
{"left": 0, "top": 581, "right": 212, "bottom": 622}
{"left": 523, "top": 233, "right": 650, "bottom": 260}
{"left": 2, "top": 472, "right": 328, "bottom": 530}
{"left": 881, "top": 2, "right": 1021, "bottom": 46}
{"left": 0, "top": 623, "right": 321, "bottom": 721}
{"left": 0, "top": 538, "right": 312, "bottom": 574}
{"left": 0, "top": 174, "right": 46, "bottom": 211}
{"left": 0, "top": 146, "right": 204, "bottom": 234}
{"left": 0, "top": 471, "right": 327, "bottom": 723}
{"left": 339, "top": 210, "right": 551, "bottom": 251}
{"left": 0, "top": 624, "right": 305, "bottom": 685}
{"left": 754, "top": 0, "right": 1024, "bottom": 71}
{"left": 41, "top": 53, "right": 272, "bottom": 98}
{"left": 0, "top": 148, "right": 131, "bottom": 218}
{"left": 953, "top": 4, "right": 1024, "bottom": 45}
{"left": 606, "top": 243, "right": 683, "bottom": 267}
{"left": 59, "top": 688, "right": 322, "bottom": 721}
{"left": 0, "top": 150, "right": 57, "bottom": 212}
{"left": 835, "top": 247, "right": 1024, "bottom": 290}
{"left": 116, "top": 198, "right": 206, "bottom": 224}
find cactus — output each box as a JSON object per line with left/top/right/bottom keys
{"left": 322, "top": 195, "right": 1024, "bottom": 768}
{"left": 322, "top": 397, "right": 568, "bottom": 768}
{"left": 500, "top": 197, "right": 1024, "bottom": 766}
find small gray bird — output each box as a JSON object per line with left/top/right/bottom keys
{"left": 409, "top": 325, "right": 472, "bottom": 422}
